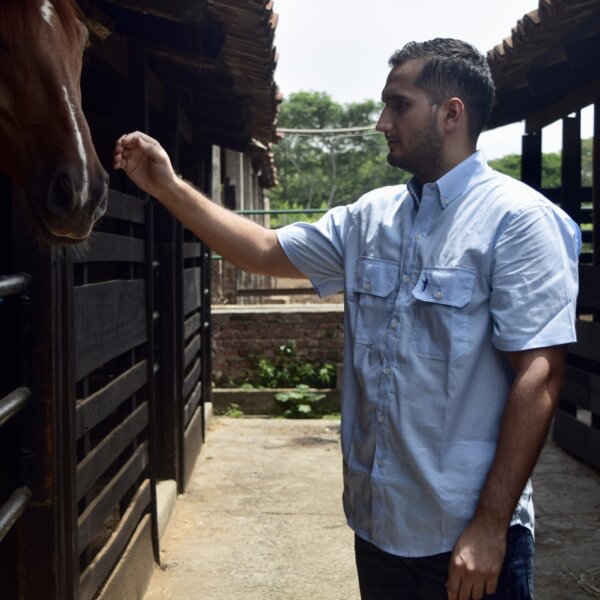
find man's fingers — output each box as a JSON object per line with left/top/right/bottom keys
{"left": 470, "top": 580, "right": 486, "bottom": 600}
{"left": 446, "top": 567, "right": 460, "bottom": 600}
{"left": 484, "top": 576, "right": 498, "bottom": 596}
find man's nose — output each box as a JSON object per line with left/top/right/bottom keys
{"left": 375, "top": 110, "right": 390, "bottom": 133}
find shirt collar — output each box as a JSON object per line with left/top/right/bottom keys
{"left": 407, "top": 150, "right": 490, "bottom": 209}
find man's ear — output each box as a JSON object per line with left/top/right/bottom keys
{"left": 441, "top": 97, "right": 465, "bottom": 133}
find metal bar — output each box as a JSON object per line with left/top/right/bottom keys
{"left": 0, "top": 487, "right": 32, "bottom": 543}
{"left": 0, "top": 272, "right": 31, "bottom": 298}
{"left": 237, "top": 288, "right": 316, "bottom": 296}
{"left": 0, "top": 386, "right": 31, "bottom": 428}
{"left": 234, "top": 209, "right": 328, "bottom": 215}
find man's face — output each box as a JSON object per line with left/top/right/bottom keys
{"left": 376, "top": 60, "right": 443, "bottom": 178}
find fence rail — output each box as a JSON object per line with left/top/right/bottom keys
{"left": 0, "top": 487, "right": 32, "bottom": 544}
{"left": 0, "top": 273, "right": 31, "bottom": 298}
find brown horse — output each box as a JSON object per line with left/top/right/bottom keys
{"left": 0, "top": 0, "right": 108, "bottom": 244}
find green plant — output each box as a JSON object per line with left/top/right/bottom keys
{"left": 221, "top": 403, "right": 244, "bottom": 418}
{"left": 275, "top": 385, "right": 326, "bottom": 418}
{"left": 250, "top": 342, "right": 336, "bottom": 389}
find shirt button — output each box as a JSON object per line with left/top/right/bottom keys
{"left": 390, "top": 319, "right": 398, "bottom": 329}
{"left": 383, "top": 367, "right": 391, "bottom": 375}
{"left": 377, "top": 459, "right": 384, "bottom": 468}
{"left": 378, "top": 414, "right": 384, "bottom": 423}
{"left": 415, "top": 233, "right": 422, "bottom": 240}
{"left": 434, "top": 290, "right": 442, "bottom": 300}
{"left": 402, "top": 274, "right": 411, "bottom": 284}
{"left": 441, "top": 198, "right": 449, "bottom": 207}
{"left": 364, "top": 282, "right": 371, "bottom": 290}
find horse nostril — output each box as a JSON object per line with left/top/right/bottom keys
{"left": 47, "top": 173, "right": 77, "bottom": 218}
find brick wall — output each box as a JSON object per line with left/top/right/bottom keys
{"left": 211, "top": 305, "right": 344, "bottom": 384}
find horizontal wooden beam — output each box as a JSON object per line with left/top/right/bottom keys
{"left": 74, "top": 280, "right": 147, "bottom": 380}
{"left": 525, "top": 79, "right": 600, "bottom": 132}
{"left": 78, "top": 442, "right": 149, "bottom": 552}
{"left": 76, "top": 403, "right": 149, "bottom": 501}
{"left": 79, "top": 480, "right": 151, "bottom": 600}
{"left": 76, "top": 361, "right": 148, "bottom": 438}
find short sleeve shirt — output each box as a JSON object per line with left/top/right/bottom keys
{"left": 276, "top": 151, "right": 580, "bottom": 557}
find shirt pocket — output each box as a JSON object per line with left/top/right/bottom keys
{"left": 353, "top": 257, "right": 400, "bottom": 345}
{"left": 410, "top": 266, "right": 476, "bottom": 361}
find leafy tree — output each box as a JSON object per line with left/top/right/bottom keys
{"left": 488, "top": 154, "right": 520, "bottom": 179}
{"left": 269, "top": 92, "right": 409, "bottom": 216}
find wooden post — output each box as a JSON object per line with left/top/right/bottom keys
{"left": 12, "top": 192, "right": 74, "bottom": 599}
{"left": 521, "top": 127, "right": 542, "bottom": 191}
{"left": 561, "top": 111, "right": 582, "bottom": 221}
{"left": 593, "top": 103, "right": 600, "bottom": 265}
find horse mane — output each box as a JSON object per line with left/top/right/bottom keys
{"left": 0, "top": 0, "right": 84, "bottom": 46}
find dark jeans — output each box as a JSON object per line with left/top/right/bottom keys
{"left": 355, "top": 525, "right": 534, "bottom": 599}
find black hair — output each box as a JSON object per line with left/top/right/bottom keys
{"left": 389, "top": 38, "right": 495, "bottom": 141}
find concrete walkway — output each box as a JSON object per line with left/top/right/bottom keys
{"left": 144, "top": 417, "right": 600, "bottom": 600}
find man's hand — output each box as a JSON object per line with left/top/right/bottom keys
{"left": 113, "top": 132, "right": 178, "bottom": 199}
{"left": 446, "top": 519, "right": 506, "bottom": 600}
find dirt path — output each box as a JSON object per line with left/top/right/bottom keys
{"left": 143, "top": 417, "right": 600, "bottom": 599}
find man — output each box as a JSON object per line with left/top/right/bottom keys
{"left": 114, "top": 39, "right": 579, "bottom": 600}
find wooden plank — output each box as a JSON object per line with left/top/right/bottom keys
{"left": 78, "top": 443, "right": 149, "bottom": 552}
{"left": 525, "top": 79, "right": 600, "bottom": 133}
{"left": 76, "top": 362, "right": 148, "bottom": 439}
{"left": 95, "top": 515, "right": 154, "bottom": 600}
{"left": 74, "top": 281, "right": 147, "bottom": 380}
{"left": 76, "top": 403, "right": 149, "bottom": 502}
{"left": 562, "top": 366, "right": 592, "bottom": 410}
{"left": 570, "top": 320, "right": 600, "bottom": 363}
{"left": 183, "top": 267, "right": 201, "bottom": 315}
{"left": 74, "top": 232, "right": 145, "bottom": 264}
{"left": 184, "top": 313, "right": 201, "bottom": 341}
{"left": 183, "top": 334, "right": 201, "bottom": 370}
{"left": 79, "top": 480, "right": 151, "bottom": 600}
{"left": 577, "top": 265, "right": 600, "bottom": 310}
{"left": 183, "top": 407, "right": 203, "bottom": 491}
{"left": 183, "top": 358, "right": 201, "bottom": 399}
{"left": 553, "top": 411, "right": 600, "bottom": 471}
{"left": 184, "top": 381, "right": 202, "bottom": 428}
{"left": 105, "top": 190, "right": 146, "bottom": 224}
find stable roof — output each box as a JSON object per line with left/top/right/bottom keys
{"left": 486, "top": 0, "right": 600, "bottom": 131}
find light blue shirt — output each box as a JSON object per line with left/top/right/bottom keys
{"left": 276, "top": 151, "right": 580, "bottom": 557}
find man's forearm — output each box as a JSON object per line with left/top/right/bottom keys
{"left": 156, "top": 177, "right": 302, "bottom": 277}
{"left": 473, "top": 348, "right": 564, "bottom": 531}
{"left": 447, "top": 347, "right": 565, "bottom": 599}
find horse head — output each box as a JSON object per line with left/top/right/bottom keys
{"left": 0, "top": 0, "right": 108, "bottom": 244}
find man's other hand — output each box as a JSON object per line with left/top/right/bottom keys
{"left": 446, "top": 519, "right": 506, "bottom": 600}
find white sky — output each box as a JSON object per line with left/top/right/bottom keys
{"left": 272, "top": 0, "right": 594, "bottom": 159}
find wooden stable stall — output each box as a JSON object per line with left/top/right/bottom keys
{"left": 487, "top": 0, "right": 600, "bottom": 470}
{"left": 0, "top": 1, "right": 279, "bottom": 598}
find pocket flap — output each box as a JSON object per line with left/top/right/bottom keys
{"left": 411, "top": 267, "right": 475, "bottom": 308}
{"left": 354, "top": 257, "right": 399, "bottom": 297}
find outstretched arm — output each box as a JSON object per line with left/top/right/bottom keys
{"left": 113, "top": 131, "right": 304, "bottom": 278}
{"left": 446, "top": 345, "right": 565, "bottom": 600}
